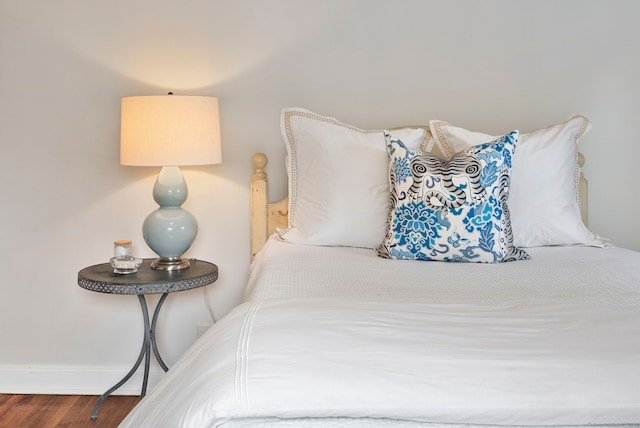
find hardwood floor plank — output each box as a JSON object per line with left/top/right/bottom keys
{"left": 0, "top": 394, "right": 15, "bottom": 421}
{"left": 55, "top": 395, "right": 96, "bottom": 428}
{"left": 16, "top": 394, "right": 78, "bottom": 428}
{"left": 59, "top": 395, "right": 140, "bottom": 428}
{"left": 0, "top": 394, "right": 140, "bottom": 428}
{"left": 0, "top": 395, "right": 35, "bottom": 427}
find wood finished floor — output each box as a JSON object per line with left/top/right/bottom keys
{"left": 0, "top": 394, "right": 140, "bottom": 428}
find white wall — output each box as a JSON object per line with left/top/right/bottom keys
{"left": 1, "top": 0, "right": 639, "bottom": 394}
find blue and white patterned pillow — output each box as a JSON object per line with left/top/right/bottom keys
{"left": 376, "top": 131, "right": 529, "bottom": 263}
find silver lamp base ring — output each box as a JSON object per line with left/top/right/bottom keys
{"left": 150, "top": 257, "right": 191, "bottom": 271}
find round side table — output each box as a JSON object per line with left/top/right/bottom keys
{"left": 77, "top": 258, "right": 218, "bottom": 420}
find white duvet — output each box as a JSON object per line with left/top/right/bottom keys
{"left": 120, "top": 239, "right": 640, "bottom": 427}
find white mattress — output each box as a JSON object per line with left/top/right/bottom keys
{"left": 120, "top": 238, "right": 640, "bottom": 428}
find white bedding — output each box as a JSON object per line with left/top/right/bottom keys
{"left": 245, "top": 237, "right": 640, "bottom": 305}
{"left": 120, "top": 238, "right": 640, "bottom": 428}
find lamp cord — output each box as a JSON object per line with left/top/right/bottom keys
{"left": 204, "top": 285, "right": 217, "bottom": 324}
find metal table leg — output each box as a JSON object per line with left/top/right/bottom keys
{"left": 150, "top": 293, "right": 170, "bottom": 372}
{"left": 91, "top": 293, "right": 170, "bottom": 420}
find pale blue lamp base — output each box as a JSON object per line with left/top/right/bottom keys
{"left": 143, "top": 166, "right": 198, "bottom": 271}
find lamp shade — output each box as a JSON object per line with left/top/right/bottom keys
{"left": 120, "top": 95, "right": 222, "bottom": 167}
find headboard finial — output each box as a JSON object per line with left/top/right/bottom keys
{"left": 252, "top": 153, "right": 268, "bottom": 172}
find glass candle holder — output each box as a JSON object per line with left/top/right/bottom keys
{"left": 110, "top": 240, "right": 142, "bottom": 274}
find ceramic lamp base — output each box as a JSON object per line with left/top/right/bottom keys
{"left": 143, "top": 166, "right": 198, "bottom": 271}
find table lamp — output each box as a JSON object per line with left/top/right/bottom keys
{"left": 120, "top": 94, "right": 222, "bottom": 271}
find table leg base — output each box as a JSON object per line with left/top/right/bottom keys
{"left": 91, "top": 293, "right": 170, "bottom": 420}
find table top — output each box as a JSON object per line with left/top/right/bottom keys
{"left": 78, "top": 259, "right": 218, "bottom": 295}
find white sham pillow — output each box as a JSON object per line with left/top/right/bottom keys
{"left": 280, "top": 108, "right": 431, "bottom": 248}
{"left": 429, "top": 115, "right": 604, "bottom": 248}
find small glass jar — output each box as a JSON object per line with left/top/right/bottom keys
{"left": 113, "top": 240, "right": 132, "bottom": 257}
{"left": 110, "top": 240, "right": 142, "bottom": 274}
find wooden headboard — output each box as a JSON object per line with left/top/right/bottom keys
{"left": 250, "top": 152, "right": 590, "bottom": 259}
{"left": 250, "top": 153, "right": 289, "bottom": 259}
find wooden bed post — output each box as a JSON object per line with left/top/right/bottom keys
{"left": 250, "top": 153, "right": 289, "bottom": 259}
{"left": 251, "top": 153, "right": 269, "bottom": 260}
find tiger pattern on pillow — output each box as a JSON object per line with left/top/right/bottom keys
{"left": 408, "top": 153, "right": 486, "bottom": 214}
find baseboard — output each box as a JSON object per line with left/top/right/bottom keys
{"left": 0, "top": 365, "right": 165, "bottom": 395}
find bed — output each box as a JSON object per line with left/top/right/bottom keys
{"left": 119, "top": 109, "right": 640, "bottom": 428}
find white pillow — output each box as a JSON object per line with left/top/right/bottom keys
{"left": 280, "top": 108, "right": 431, "bottom": 248}
{"left": 429, "top": 116, "right": 604, "bottom": 248}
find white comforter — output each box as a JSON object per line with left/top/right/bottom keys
{"left": 120, "top": 239, "right": 640, "bottom": 427}
{"left": 245, "top": 238, "right": 640, "bottom": 306}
